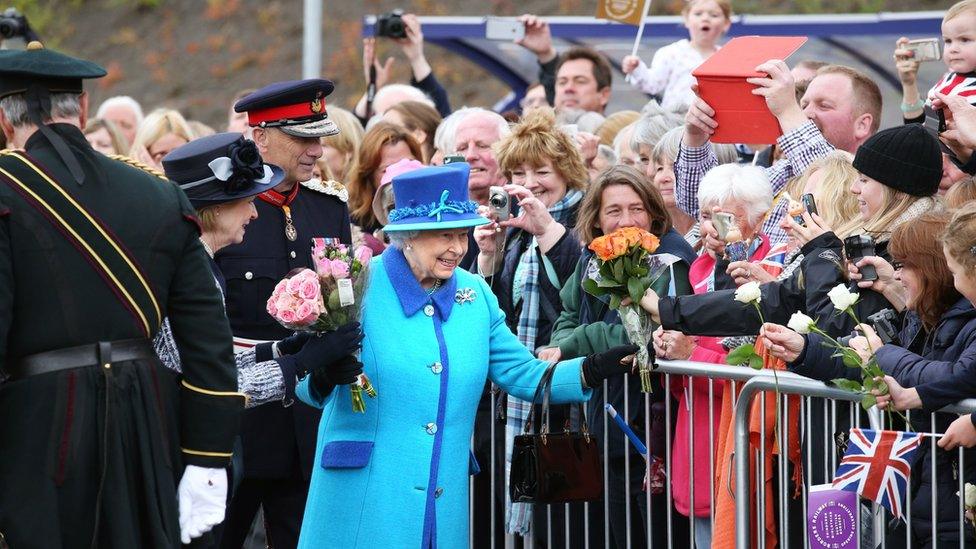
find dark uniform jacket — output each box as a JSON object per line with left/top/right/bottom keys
{"left": 217, "top": 182, "right": 352, "bottom": 479}
{"left": 0, "top": 124, "right": 240, "bottom": 547}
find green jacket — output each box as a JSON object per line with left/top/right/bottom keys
{"left": 550, "top": 253, "right": 693, "bottom": 358}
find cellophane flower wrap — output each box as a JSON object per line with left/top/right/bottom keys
{"left": 582, "top": 227, "right": 676, "bottom": 392}
{"left": 265, "top": 238, "right": 376, "bottom": 412}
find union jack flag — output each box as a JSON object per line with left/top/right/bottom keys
{"left": 832, "top": 429, "right": 923, "bottom": 519}
{"left": 928, "top": 71, "right": 976, "bottom": 104}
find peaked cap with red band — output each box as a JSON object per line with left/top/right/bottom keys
{"left": 234, "top": 79, "right": 340, "bottom": 138}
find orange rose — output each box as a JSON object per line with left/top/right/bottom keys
{"left": 588, "top": 235, "right": 615, "bottom": 261}
{"left": 641, "top": 233, "right": 660, "bottom": 253}
{"left": 619, "top": 227, "right": 642, "bottom": 247}
{"left": 610, "top": 235, "right": 629, "bottom": 258}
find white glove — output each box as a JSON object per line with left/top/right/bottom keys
{"left": 177, "top": 465, "right": 228, "bottom": 544}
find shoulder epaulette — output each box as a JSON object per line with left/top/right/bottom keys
{"left": 107, "top": 154, "right": 168, "bottom": 180}
{"left": 300, "top": 178, "right": 348, "bottom": 203}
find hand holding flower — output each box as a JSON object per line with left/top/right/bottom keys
{"left": 760, "top": 322, "right": 805, "bottom": 363}
{"left": 872, "top": 375, "right": 921, "bottom": 411}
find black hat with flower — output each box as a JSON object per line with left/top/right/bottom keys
{"left": 162, "top": 132, "right": 284, "bottom": 208}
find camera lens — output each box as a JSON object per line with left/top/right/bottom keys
{"left": 489, "top": 196, "right": 505, "bottom": 208}
{"left": 0, "top": 19, "right": 18, "bottom": 39}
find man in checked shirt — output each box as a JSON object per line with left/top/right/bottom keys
{"left": 676, "top": 60, "right": 883, "bottom": 244}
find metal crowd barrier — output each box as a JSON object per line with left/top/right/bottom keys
{"left": 469, "top": 359, "right": 976, "bottom": 549}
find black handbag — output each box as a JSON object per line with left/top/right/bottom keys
{"left": 509, "top": 363, "right": 603, "bottom": 504}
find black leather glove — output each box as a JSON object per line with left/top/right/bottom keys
{"left": 310, "top": 355, "right": 364, "bottom": 400}
{"left": 291, "top": 322, "right": 364, "bottom": 377}
{"left": 581, "top": 344, "right": 639, "bottom": 387}
{"left": 276, "top": 332, "right": 312, "bottom": 356}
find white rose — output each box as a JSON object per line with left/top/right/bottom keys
{"left": 787, "top": 312, "right": 815, "bottom": 334}
{"left": 827, "top": 284, "right": 859, "bottom": 311}
{"left": 734, "top": 281, "right": 762, "bottom": 304}
{"left": 966, "top": 483, "right": 976, "bottom": 507}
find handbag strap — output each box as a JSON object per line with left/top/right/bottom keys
{"left": 524, "top": 362, "right": 592, "bottom": 442}
{"left": 523, "top": 363, "right": 557, "bottom": 435}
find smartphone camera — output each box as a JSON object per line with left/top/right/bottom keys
{"left": 843, "top": 234, "right": 878, "bottom": 282}
{"left": 802, "top": 193, "right": 818, "bottom": 217}
{"left": 488, "top": 186, "right": 511, "bottom": 221}
{"left": 442, "top": 154, "right": 465, "bottom": 165}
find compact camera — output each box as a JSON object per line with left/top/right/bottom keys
{"left": 843, "top": 234, "right": 878, "bottom": 282}
{"left": 488, "top": 186, "right": 510, "bottom": 222}
{"left": 375, "top": 10, "right": 407, "bottom": 39}
{"left": 0, "top": 8, "right": 37, "bottom": 41}
{"left": 838, "top": 308, "right": 900, "bottom": 347}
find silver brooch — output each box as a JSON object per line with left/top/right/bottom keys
{"left": 455, "top": 288, "right": 477, "bottom": 305}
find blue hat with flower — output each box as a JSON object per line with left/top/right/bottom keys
{"left": 384, "top": 162, "right": 489, "bottom": 232}
{"left": 162, "top": 132, "right": 284, "bottom": 209}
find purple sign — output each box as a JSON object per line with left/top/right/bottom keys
{"left": 808, "top": 484, "right": 859, "bottom": 549}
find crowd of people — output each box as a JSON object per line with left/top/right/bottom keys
{"left": 6, "top": 0, "right": 976, "bottom": 548}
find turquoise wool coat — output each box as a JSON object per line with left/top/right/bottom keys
{"left": 296, "top": 247, "right": 592, "bottom": 548}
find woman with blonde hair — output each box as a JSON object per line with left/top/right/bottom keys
{"left": 321, "top": 106, "right": 364, "bottom": 182}
{"left": 84, "top": 117, "right": 128, "bottom": 155}
{"left": 129, "top": 108, "right": 194, "bottom": 170}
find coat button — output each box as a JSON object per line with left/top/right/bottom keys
{"left": 423, "top": 304, "right": 435, "bottom": 317}
{"left": 290, "top": 251, "right": 297, "bottom": 259}
{"left": 425, "top": 422, "right": 437, "bottom": 435}
{"left": 434, "top": 487, "right": 444, "bottom": 498}
{"left": 430, "top": 362, "right": 442, "bottom": 374}
{"left": 244, "top": 272, "right": 253, "bottom": 280}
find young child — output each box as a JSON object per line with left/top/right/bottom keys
{"left": 898, "top": 0, "right": 976, "bottom": 124}
{"left": 621, "top": 0, "right": 732, "bottom": 112}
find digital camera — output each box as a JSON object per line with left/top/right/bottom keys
{"left": 375, "top": 10, "right": 407, "bottom": 39}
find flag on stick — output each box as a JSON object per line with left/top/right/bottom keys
{"left": 831, "top": 428, "right": 923, "bottom": 519}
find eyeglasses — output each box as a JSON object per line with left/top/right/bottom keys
{"left": 891, "top": 260, "right": 904, "bottom": 271}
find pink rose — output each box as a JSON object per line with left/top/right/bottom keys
{"left": 354, "top": 246, "right": 373, "bottom": 266}
{"left": 296, "top": 300, "right": 320, "bottom": 325}
{"left": 267, "top": 298, "right": 279, "bottom": 317}
{"left": 313, "top": 255, "right": 332, "bottom": 277}
{"left": 279, "top": 308, "right": 297, "bottom": 324}
{"left": 286, "top": 276, "right": 303, "bottom": 293}
{"left": 331, "top": 259, "right": 350, "bottom": 279}
{"left": 299, "top": 278, "right": 319, "bottom": 300}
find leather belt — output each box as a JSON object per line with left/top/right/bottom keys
{"left": 7, "top": 338, "right": 155, "bottom": 380}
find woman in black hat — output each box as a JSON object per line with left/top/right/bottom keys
{"left": 155, "top": 132, "right": 362, "bottom": 408}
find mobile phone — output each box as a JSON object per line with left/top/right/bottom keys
{"left": 443, "top": 154, "right": 465, "bottom": 165}
{"left": 485, "top": 17, "right": 525, "bottom": 41}
{"left": 712, "top": 212, "right": 735, "bottom": 241}
{"left": 801, "top": 193, "right": 818, "bottom": 217}
{"left": 488, "top": 186, "right": 511, "bottom": 221}
{"left": 905, "top": 38, "right": 941, "bottom": 62}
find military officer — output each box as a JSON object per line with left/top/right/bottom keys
{"left": 216, "top": 79, "right": 354, "bottom": 549}
{"left": 0, "top": 44, "right": 243, "bottom": 547}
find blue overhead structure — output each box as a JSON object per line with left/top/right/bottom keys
{"left": 363, "top": 12, "right": 944, "bottom": 125}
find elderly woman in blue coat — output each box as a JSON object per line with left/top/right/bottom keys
{"left": 295, "top": 163, "right": 636, "bottom": 548}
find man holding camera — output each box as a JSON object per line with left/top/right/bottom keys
{"left": 355, "top": 12, "right": 451, "bottom": 123}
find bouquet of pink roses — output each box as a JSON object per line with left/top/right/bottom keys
{"left": 265, "top": 238, "right": 376, "bottom": 412}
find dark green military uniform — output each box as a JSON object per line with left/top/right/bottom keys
{"left": 0, "top": 44, "right": 243, "bottom": 548}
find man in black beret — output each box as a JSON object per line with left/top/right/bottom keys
{"left": 217, "top": 79, "right": 353, "bottom": 549}
{"left": 0, "top": 43, "right": 243, "bottom": 547}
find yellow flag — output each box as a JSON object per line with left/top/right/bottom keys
{"left": 595, "top": 0, "right": 647, "bottom": 26}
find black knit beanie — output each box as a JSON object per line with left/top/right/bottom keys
{"left": 851, "top": 124, "right": 942, "bottom": 197}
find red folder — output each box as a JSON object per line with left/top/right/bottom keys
{"left": 692, "top": 36, "right": 808, "bottom": 144}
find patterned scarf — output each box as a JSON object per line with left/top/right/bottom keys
{"left": 505, "top": 188, "right": 583, "bottom": 534}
